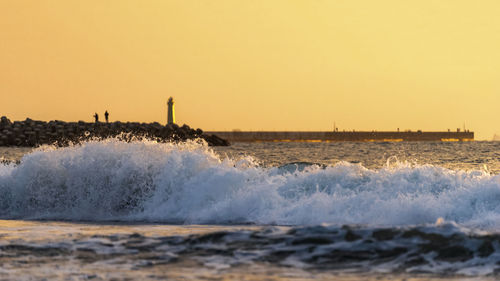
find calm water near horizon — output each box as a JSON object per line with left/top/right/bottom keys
{"left": 4, "top": 141, "right": 500, "bottom": 172}
{"left": 1, "top": 140, "right": 500, "bottom": 280}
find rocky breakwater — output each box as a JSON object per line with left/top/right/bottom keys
{"left": 0, "top": 116, "right": 229, "bottom": 147}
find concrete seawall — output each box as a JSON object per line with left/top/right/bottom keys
{"left": 207, "top": 131, "right": 474, "bottom": 142}
{"left": 0, "top": 116, "right": 229, "bottom": 147}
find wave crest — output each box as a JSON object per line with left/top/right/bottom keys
{"left": 1, "top": 140, "right": 499, "bottom": 229}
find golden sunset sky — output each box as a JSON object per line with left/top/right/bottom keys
{"left": 1, "top": 1, "right": 499, "bottom": 139}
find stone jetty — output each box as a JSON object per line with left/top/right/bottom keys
{"left": 0, "top": 116, "right": 229, "bottom": 147}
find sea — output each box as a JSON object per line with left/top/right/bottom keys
{"left": 1, "top": 139, "right": 500, "bottom": 280}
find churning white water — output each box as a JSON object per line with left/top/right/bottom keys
{"left": 1, "top": 139, "right": 500, "bottom": 230}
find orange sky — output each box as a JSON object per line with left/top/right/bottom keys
{"left": 1, "top": 1, "right": 499, "bottom": 139}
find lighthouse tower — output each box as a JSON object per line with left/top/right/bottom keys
{"left": 167, "top": 97, "right": 175, "bottom": 125}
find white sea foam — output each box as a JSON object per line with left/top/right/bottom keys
{"left": 1, "top": 139, "right": 500, "bottom": 229}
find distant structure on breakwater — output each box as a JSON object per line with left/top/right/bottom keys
{"left": 0, "top": 116, "right": 229, "bottom": 147}
{"left": 207, "top": 130, "right": 474, "bottom": 142}
{"left": 167, "top": 97, "right": 175, "bottom": 125}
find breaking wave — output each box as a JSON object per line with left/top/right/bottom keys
{"left": 1, "top": 139, "right": 500, "bottom": 229}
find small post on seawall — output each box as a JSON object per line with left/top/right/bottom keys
{"left": 167, "top": 97, "right": 175, "bottom": 125}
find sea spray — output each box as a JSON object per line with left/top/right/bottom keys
{"left": 1, "top": 139, "right": 500, "bottom": 230}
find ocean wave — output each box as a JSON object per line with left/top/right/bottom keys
{"left": 1, "top": 139, "right": 500, "bottom": 229}
{"left": 2, "top": 223, "right": 499, "bottom": 276}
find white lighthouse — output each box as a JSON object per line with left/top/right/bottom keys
{"left": 167, "top": 97, "right": 175, "bottom": 125}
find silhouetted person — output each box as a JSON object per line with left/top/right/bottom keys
{"left": 94, "top": 113, "right": 99, "bottom": 123}
{"left": 104, "top": 110, "right": 109, "bottom": 123}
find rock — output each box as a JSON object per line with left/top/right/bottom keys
{"left": 0, "top": 116, "right": 12, "bottom": 128}
{"left": 204, "top": 134, "right": 230, "bottom": 146}
{"left": 0, "top": 117, "right": 229, "bottom": 147}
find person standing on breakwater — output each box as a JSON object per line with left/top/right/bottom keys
{"left": 94, "top": 113, "right": 99, "bottom": 123}
{"left": 104, "top": 110, "right": 109, "bottom": 123}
